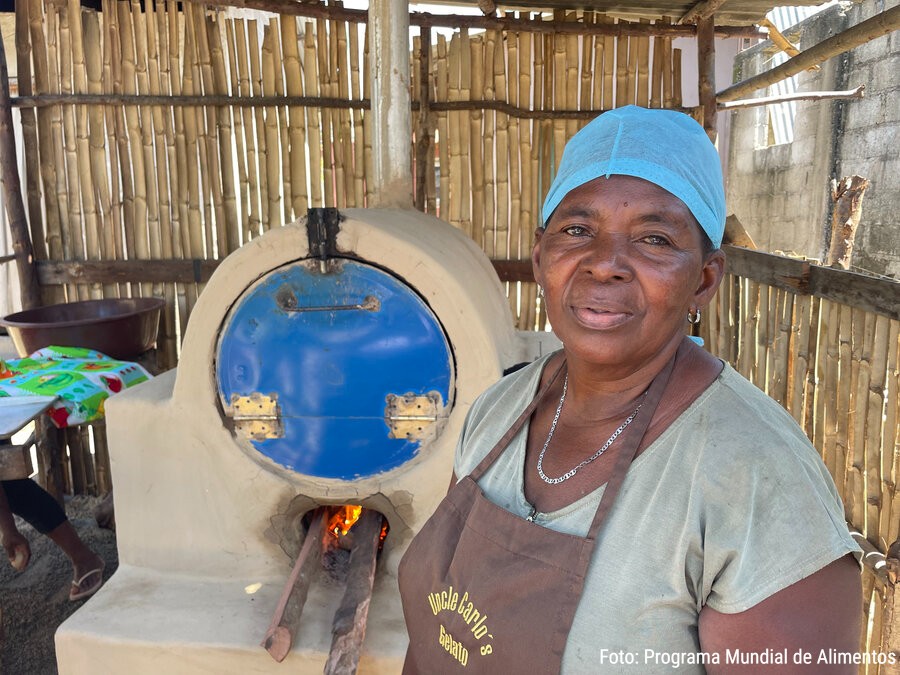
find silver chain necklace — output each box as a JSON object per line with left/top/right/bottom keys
{"left": 536, "top": 374, "right": 643, "bottom": 485}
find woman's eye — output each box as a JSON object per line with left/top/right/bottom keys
{"left": 562, "top": 225, "right": 589, "bottom": 237}
{"left": 642, "top": 234, "right": 671, "bottom": 246}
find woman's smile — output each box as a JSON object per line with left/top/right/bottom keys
{"left": 570, "top": 303, "right": 633, "bottom": 330}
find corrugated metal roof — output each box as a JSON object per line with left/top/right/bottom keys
{"left": 482, "top": 0, "right": 833, "bottom": 26}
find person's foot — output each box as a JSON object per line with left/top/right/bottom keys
{"left": 69, "top": 553, "right": 105, "bottom": 601}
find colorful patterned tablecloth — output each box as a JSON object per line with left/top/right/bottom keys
{"left": 0, "top": 346, "right": 152, "bottom": 428}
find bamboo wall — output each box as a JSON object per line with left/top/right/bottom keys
{"left": 699, "top": 253, "right": 900, "bottom": 672}
{"left": 10, "top": 0, "right": 898, "bottom": 668}
{"left": 14, "top": 0, "right": 683, "bottom": 369}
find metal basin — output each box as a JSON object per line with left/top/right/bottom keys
{"left": 0, "top": 298, "right": 165, "bottom": 360}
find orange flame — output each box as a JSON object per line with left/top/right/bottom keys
{"left": 328, "top": 505, "right": 362, "bottom": 537}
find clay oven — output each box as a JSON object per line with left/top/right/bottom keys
{"left": 55, "top": 208, "right": 555, "bottom": 673}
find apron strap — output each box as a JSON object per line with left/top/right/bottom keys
{"left": 469, "top": 353, "right": 567, "bottom": 483}
{"left": 583, "top": 342, "right": 683, "bottom": 543}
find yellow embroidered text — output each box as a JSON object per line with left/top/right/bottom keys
{"left": 439, "top": 624, "right": 469, "bottom": 666}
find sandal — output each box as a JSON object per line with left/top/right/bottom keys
{"left": 69, "top": 563, "right": 105, "bottom": 601}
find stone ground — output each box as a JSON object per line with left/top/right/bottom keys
{"left": 0, "top": 495, "right": 118, "bottom": 674}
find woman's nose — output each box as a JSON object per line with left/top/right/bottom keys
{"left": 580, "top": 235, "right": 634, "bottom": 281}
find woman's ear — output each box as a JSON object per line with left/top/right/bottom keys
{"left": 694, "top": 249, "right": 726, "bottom": 307}
{"left": 531, "top": 227, "right": 545, "bottom": 288}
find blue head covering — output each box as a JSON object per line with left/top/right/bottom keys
{"left": 540, "top": 106, "right": 726, "bottom": 248}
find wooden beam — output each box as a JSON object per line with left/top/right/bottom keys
{"left": 193, "top": 0, "right": 765, "bottom": 39}
{"left": 696, "top": 15, "right": 717, "bottom": 140}
{"left": 718, "top": 5, "right": 900, "bottom": 102}
{"left": 36, "top": 258, "right": 222, "bottom": 285}
{"left": 12, "top": 92, "right": 688, "bottom": 120}
{"left": 679, "top": 0, "right": 728, "bottom": 25}
{"left": 0, "top": 28, "right": 40, "bottom": 310}
{"left": 723, "top": 246, "right": 899, "bottom": 321}
{"left": 34, "top": 254, "right": 899, "bottom": 322}
{"left": 717, "top": 85, "right": 865, "bottom": 110}
{"left": 11, "top": 93, "right": 369, "bottom": 110}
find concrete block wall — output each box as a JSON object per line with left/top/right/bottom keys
{"left": 835, "top": 0, "right": 900, "bottom": 277}
{"left": 725, "top": 0, "right": 899, "bottom": 277}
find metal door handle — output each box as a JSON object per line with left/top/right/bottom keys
{"left": 277, "top": 291, "right": 380, "bottom": 313}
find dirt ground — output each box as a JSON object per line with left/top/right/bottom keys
{"left": 0, "top": 495, "right": 118, "bottom": 674}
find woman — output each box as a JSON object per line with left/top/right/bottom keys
{"left": 398, "top": 106, "right": 861, "bottom": 673}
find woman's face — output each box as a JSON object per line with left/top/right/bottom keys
{"left": 532, "top": 175, "right": 725, "bottom": 370}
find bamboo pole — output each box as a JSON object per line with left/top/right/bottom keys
{"left": 494, "top": 29, "right": 509, "bottom": 261}
{"left": 696, "top": 15, "right": 716, "bottom": 140}
{"left": 281, "top": 17, "right": 307, "bottom": 218}
{"left": 316, "top": 18, "right": 333, "bottom": 207}
{"left": 866, "top": 314, "right": 889, "bottom": 547}
{"left": 435, "top": 34, "right": 449, "bottom": 220}
{"left": 650, "top": 34, "right": 663, "bottom": 108}
{"left": 0, "top": 27, "right": 41, "bottom": 309}
{"left": 209, "top": 13, "right": 240, "bottom": 254}
{"left": 236, "top": 20, "right": 261, "bottom": 240}
{"left": 23, "top": 0, "right": 59, "bottom": 293}
{"left": 447, "top": 31, "right": 462, "bottom": 231}
{"left": 168, "top": 1, "right": 195, "bottom": 324}
{"left": 460, "top": 28, "right": 472, "bottom": 239}
{"left": 148, "top": 0, "right": 177, "bottom": 367}
{"left": 59, "top": 3, "right": 88, "bottom": 301}
{"left": 789, "top": 293, "right": 813, "bottom": 425}
{"left": 336, "top": 16, "right": 354, "bottom": 210}
{"left": 673, "top": 47, "right": 683, "bottom": 107}
{"left": 882, "top": 320, "right": 899, "bottom": 547}
{"left": 505, "top": 27, "right": 520, "bottom": 262}
{"left": 84, "top": 11, "right": 117, "bottom": 301}
{"left": 837, "top": 307, "right": 855, "bottom": 514}
{"left": 517, "top": 24, "right": 533, "bottom": 236}
{"left": 482, "top": 31, "right": 496, "bottom": 255}
{"left": 821, "top": 300, "right": 841, "bottom": 481}
{"left": 191, "top": 5, "right": 224, "bottom": 257}
{"left": 101, "top": 0, "right": 125, "bottom": 300}
{"left": 181, "top": 8, "right": 205, "bottom": 303}
{"left": 414, "top": 29, "right": 432, "bottom": 212}
{"left": 601, "top": 17, "right": 614, "bottom": 110}
{"left": 662, "top": 31, "right": 674, "bottom": 108}
{"left": 615, "top": 28, "right": 628, "bottom": 108}
{"left": 261, "top": 23, "right": 281, "bottom": 225}
{"left": 636, "top": 22, "right": 650, "bottom": 107}
{"left": 349, "top": 19, "right": 365, "bottom": 206}
{"left": 564, "top": 18, "right": 578, "bottom": 138}
{"left": 120, "top": 0, "right": 151, "bottom": 300}
{"left": 552, "top": 18, "right": 566, "bottom": 172}
{"left": 362, "top": 25, "right": 373, "bottom": 204}
{"left": 802, "top": 296, "right": 821, "bottom": 442}
{"left": 132, "top": 0, "right": 161, "bottom": 301}
{"left": 226, "top": 19, "right": 251, "bottom": 245}
{"left": 469, "top": 34, "right": 485, "bottom": 249}
{"left": 303, "top": 28, "right": 323, "bottom": 207}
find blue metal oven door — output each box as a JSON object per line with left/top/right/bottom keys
{"left": 215, "top": 258, "right": 454, "bottom": 480}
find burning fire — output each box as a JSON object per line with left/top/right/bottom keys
{"left": 328, "top": 505, "right": 362, "bottom": 537}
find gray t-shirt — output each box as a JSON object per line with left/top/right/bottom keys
{"left": 455, "top": 355, "right": 860, "bottom": 674}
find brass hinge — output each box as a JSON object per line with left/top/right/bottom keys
{"left": 227, "top": 393, "right": 283, "bottom": 441}
{"left": 385, "top": 392, "right": 442, "bottom": 441}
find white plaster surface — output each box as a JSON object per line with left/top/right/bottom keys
{"left": 56, "top": 209, "right": 520, "bottom": 673}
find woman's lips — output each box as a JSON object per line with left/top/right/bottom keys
{"left": 571, "top": 305, "right": 632, "bottom": 329}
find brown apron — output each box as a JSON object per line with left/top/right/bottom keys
{"left": 398, "top": 348, "right": 679, "bottom": 675}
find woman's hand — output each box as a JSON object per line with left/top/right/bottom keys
{"left": 1, "top": 524, "right": 31, "bottom": 571}
{"left": 698, "top": 554, "right": 861, "bottom": 673}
